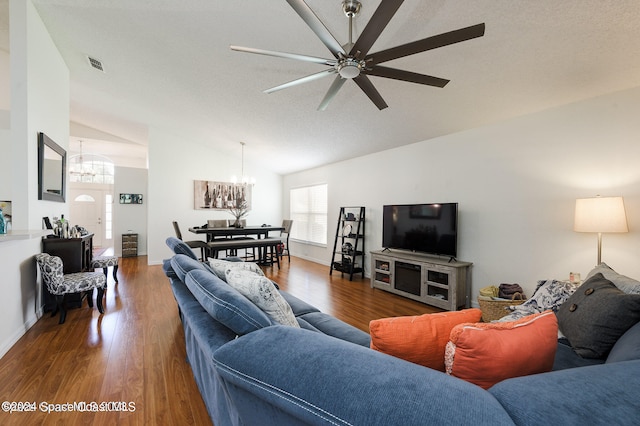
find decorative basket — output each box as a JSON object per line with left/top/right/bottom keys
{"left": 478, "top": 292, "right": 526, "bottom": 322}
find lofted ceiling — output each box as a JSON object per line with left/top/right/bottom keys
{"left": 6, "top": 1, "right": 640, "bottom": 174}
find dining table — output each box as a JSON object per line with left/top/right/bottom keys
{"left": 188, "top": 225, "right": 284, "bottom": 242}
{"left": 188, "top": 225, "right": 286, "bottom": 266}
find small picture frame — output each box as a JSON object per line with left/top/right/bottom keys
{"left": 120, "top": 193, "right": 143, "bottom": 204}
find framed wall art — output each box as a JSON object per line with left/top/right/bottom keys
{"left": 194, "top": 180, "right": 252, "bottom": 210}
{"left": 120, "top": 193, "right": 143, "bottom": 204}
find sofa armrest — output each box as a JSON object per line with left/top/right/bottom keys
{"left": 213, "top": 326, "right": 515, "bottom": 426}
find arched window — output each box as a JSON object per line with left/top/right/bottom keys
{"left": 74, "top": 194, "right": 96, "bottom": 202}
{"left": 69, "top": 154, "right": 114, "bottom": 184}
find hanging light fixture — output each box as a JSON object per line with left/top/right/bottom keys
{"left": 230, "top": 142, "right": 256, "bottom": 185}
{"left": 70, "top": 140, "right": 97, "bottom": 179}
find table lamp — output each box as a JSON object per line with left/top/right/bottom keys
{"left": 574, "top": 196, "right": 628, "bottom": 265}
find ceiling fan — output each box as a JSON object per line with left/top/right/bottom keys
{"left": 231, "top": 0, "right": 485, "bottom": 111}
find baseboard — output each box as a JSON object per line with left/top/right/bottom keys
{"left": 0, "top": 313, "right": 41, "bottom": 359}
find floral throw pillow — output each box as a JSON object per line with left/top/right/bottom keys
{"left": 225, "top": 269, "right": 299, "bottom": 327}
{"left": 207, "top": 258, "right": 265, "bottom": 281}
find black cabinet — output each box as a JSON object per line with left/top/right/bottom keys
{"left": 41, "top": 234, "right": 94, "bottom": 311}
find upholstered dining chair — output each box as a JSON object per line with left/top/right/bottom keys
{"left": 277, "top": 219, "right": 293, "bottom": 261}
{"left": 207, "top": 219, "right": 229, "bottom": 228}
{"left": 172, "top": 221, "right": 207, "bottom": 261}
{"left": 35, "top": 253, "right": 106, "bottom": 324}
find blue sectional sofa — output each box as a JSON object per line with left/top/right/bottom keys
{"left": 163, "top": 237, "right": 640, "bottom": 425}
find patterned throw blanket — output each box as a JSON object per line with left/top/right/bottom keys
{"left": 497, "top": 279, "right": 580, "bottom": 323}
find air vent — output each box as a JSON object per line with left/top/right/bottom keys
{"left": 87, "top": 56, "right": 105, "bottom": 72}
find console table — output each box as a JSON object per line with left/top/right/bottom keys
{"left": 41, "top": 234, "right": 94, "bottom": 311}
{"left": 370, "top": 250, "right": 472, "bottom": 311}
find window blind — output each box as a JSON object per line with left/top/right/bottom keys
{"left": 290, "top": 184, "right": 327, "bottom": 245}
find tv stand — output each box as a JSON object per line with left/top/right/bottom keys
{"left": 370, "top": 250, "right": 472, "bottom": 311}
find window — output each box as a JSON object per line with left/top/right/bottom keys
{"left": 290, "top": 184, "right": 328, "bottom": 245}
{"left": 105, "top": 194, "right": 113, "bottom": 240}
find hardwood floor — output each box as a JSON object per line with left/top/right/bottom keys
{"left": 0, "top": 255, "right": 440, "bottom": 425}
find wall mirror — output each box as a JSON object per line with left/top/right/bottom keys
{"left": 38, "top": 132, "right": 67, "bottom": 202}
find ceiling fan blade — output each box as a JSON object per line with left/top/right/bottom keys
{"left": 364, "top": 65, "right": 449, "bottom": 88}
{"left": 286, "top": 0, "right": 345, "bottom": 58}
{"left": 264, "top": 69, "right": 336, "bottom": 94}
{"left": 318, "top": 76, "right": 347, "bottom": 111}
{"left": 353, "top": 74, "right": 388, "bottom": 110}
{"left": 366, "top": 23, "right": 486, "bottom": 65}
{"left": 349, "top": 0, "right": 404, "bottom": 57}
{"left": 230, "top": 45, "right": 337, "bottom": 66}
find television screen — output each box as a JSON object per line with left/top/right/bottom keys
{"left": 382, "top": 203, "right": 458, "bottom": 257}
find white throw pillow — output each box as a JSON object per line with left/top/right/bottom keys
{"left": 225, "top": 269, "right": 299, "bottom": 327}
{"left": 207, "top": 258, "right": 264, "bottom": 281}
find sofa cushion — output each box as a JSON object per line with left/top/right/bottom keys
{"left": 445, "top": 311, "right": 558, "bottom": 389}
{"left": 170, "top": 253, "right": 211, "bottom": 282}
{"left": 489, "top": 359, "right": 640, "bottom": 425}
{"left": 586, "top": 262, "right": 640, "bottom": 294}
{"left": 553, "top": 338, "right": 605, "bottom": 370}
{"left": 279, "top": 291, "right": 321, "bottom": 316}
{"left": 185, "top": 269, "right": 272, "bottom": 335}
{"left": 369, "top": 309, "right": 482, "bottom": 371}
{"left": 166, "top": 236, "right": 198, "bottom": 260}
{"left": 225, "top": 269, "right": 299, "bottom": 327}
{"left": 297, "top": 311, "right": 371, "bottom": 347}
{"left": 556, "top": 273, "right": 640, "bottom": 359}
{"left": 162, "top": 258, "right": 177, "bottom": 279}
{"left": 208, "top": 258, "right": 265, "bottom": 281}
{"left": 606, "top": 320, "right": 640, "bottom": 363}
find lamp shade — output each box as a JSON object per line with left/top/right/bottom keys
{"left": 574, "top": 196, "right": 628, "bottom": 233}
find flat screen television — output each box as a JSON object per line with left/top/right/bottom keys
{"left": 382, "top": 203, "right": 458, "bottom": 258}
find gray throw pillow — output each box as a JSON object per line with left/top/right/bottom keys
{"left": 586, "top": 262, "right": 640, "bottom": 294}
{"left": 556, "top": 273, "right": 640, "bottom": 359}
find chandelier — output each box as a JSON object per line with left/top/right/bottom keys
{"left": 230, "top": 142, "right": 256, "bottom": 185}
{"left": 69, "top": 140, "right": 97, "bottom": 179}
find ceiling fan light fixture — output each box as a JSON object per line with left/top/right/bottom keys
{"left": 338, "top": 58, "right": 362, "bottom": 78}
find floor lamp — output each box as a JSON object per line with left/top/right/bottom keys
{"left": 574, "top": 196, "right": 628, "bottom": 265}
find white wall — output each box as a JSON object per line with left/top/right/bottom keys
{"left": 0, "top": 50, "right": 9, "bottom": 192}
{"left": 0, "top": 0, "right": 69, "bottom": 358}
{"left": 11, "top": 0, "right": 70, "bottom": 230}
{"left": 114, "top": 166, "right": 148, "bottom": 256}
{"left": 146, "top": 125, "right": 283, "bottom": 264}
{"left": 284, "top": 86, "right": 640, "bottom": 301}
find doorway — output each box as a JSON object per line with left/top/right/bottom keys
{"left": 70, "top": 188, "right": 113, "bottom": 249}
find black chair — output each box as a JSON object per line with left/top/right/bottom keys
{"left": 172, "top": 221, "right": 207, "bottom": 261}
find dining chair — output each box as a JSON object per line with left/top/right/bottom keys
{"left": 172, "top": 221, "right": 207, "bottom": 261}
{"left": 277, "top": 219, "right": 293, "bottom": 261}
{"left": 208, "top": 219, "right": 229, "bottom": 228}
{"left": 35, "top": 253, "right": 106, "bottom": 324}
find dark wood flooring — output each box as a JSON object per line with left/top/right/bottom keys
{"left": 0, "top": 255, "right": 439, "bottom": 425}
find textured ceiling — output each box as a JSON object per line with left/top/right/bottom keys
{"left": 10, "top": 1, "right": 640, "bottom": 174}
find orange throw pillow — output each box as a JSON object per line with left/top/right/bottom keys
{"left": 369, "top": 308, "right": 482, "bottom": 371}
{"left": 445, "top": 311, "right": 558, "bottom": 389}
